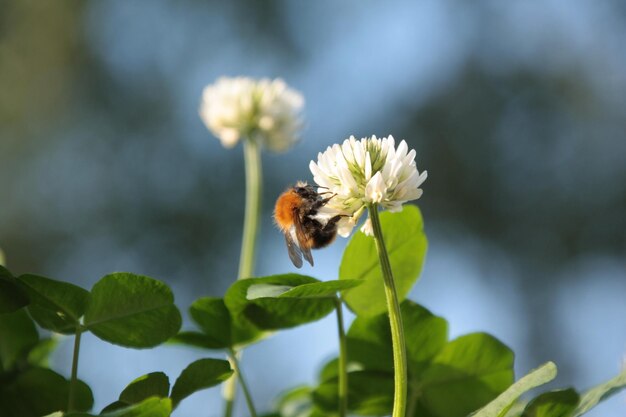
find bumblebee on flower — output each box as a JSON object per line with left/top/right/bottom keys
{"left": 274, "top": 135, "right": 427, "bottom": 267}
{"left": 310, "top": 135, "right": 427, "bottom": 237}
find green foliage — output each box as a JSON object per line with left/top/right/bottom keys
{"left": 100, "top": 401, "right": 131, "bottom": 414}
{"left": 119, "top": 372, "right": 170, "bottom": 405}
{"left": 347, "top": 300, "right": 447, "bottom": 374}
{"left": 0, "top": 367, "right": 93, "bottom": 417}
{"left": 2, "top": 271, "right": 182, "bottom": 348}
{"left": 18, "top": 273, "right": 89, "bottom": 334}
{"left": 188, "top": 297, "right": 235, "bottom": 348}
{"left": 169, "top": 330, "right": 224, "bottom": 350}
{"left": 184, "top": 296, "right": 263, "bottom": 349}
{"left": 572, "top": 368, "right": 626, "bottom": 416}
{"left": 471, "top": 362, "right": 557, "bottom": 417}
{"left": 1, "top": 201, "right": 623, "bottom": 417}
{"left": 0, "top": 271, "right": 184, "bottom": 416}
{"left": 67, "top": 397, "right": 173, "bottom": 417}
{"left": 0, "top": 307, "right": 93, "bottom": 417}
{"left": 84, "top": 273, "right": 182, "bottom": 348}
{"left": 225, "top": 274, "right": 336, "bottom": 330}
{"left": 100, "top": 398, "right": 172, "bottom": 417}
{"left": 26, "top": 337, "right": 58, "bottom": 367}
{"left": 280, "top": 300, "right": 514, "bottom": 417}
{"left": 420, "top": 333, "right": 514, "bottom": 417}
{"left": 100, "top": 359, "right": 232, "bottom": 414}
{"left": 0, "top": 309, "right": 38, "bottom": 371}
{"left": 247, "top": 284, "right": 295, "bottom": 299}
{"left": 339, "top": 205, "right": 427, "bottom": 316}
{"left": 522, "top": 389, "right": 579, "bottom": 417}
{"left": 274, "top": 386, "right": 316, "bottom": 417}
{"left": 170, "top": 358, "right": 234, "bottom": 407}
{"left": 314, "top": 370, "right": 395, "bottom": 416}
{"left": 0, "top": 266, "right": 29, "bottom": 314}
{"left": 248, "top": 280, "right": 363, "bottom": 299}
{"left": 492, "top": 368, "right": 626, "bottom": 417}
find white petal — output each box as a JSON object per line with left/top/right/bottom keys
{"left": 219, "top": 129, "right": 240, "bottom": 148}
{"left": 402, "top": 188, "right": 423, "bottom": 201}
{"left": 416, "top": 170, "right": 428, "bottom": 187}
{"left": 396, "top": 140, "right": 408, "bottom": 159}
{"left": 360, "top": 218, "right": 374, "bottom": 236}
{"left": 364, "top": 151, "right": 372, "bottom": 181}
{"left": 402, "top": 150, "right": 417, "bottom": 173}
{"left": 337, "top": 218, "right": 356, "bottom": 238}
{"left": 396, "top": 169, "right": 419, "bottom": 192}
{"left": 365, "top": 172, "right": 386, "bottom": 203}
{"left": 386, "top": 202, "right": 404, "bottom": 212}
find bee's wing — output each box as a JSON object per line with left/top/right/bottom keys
{"left": 293, "top": 215, "right": 315, "bottom": 267}
{"left": 300, "top": 240, "right": 314, "bottom": 267}
{"left": 284, "top": 229, "right": 304, "bottom": 268}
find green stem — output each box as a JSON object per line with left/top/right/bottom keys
{"left": 238, "top": 138, "right": 262, "bottom": 280}
{"left": 68, "top": 327, "right": 82, "bottom": 412}
{"left": 368, "top": 204, "right": 408, "bottom": 417}
{"left": 406, "top": 377, "right": 421, "bottom": 417}
{"left": 335, "top": 297, "right": 348, "bottom": 417}
{"left": 224, "top": 138, "right": 262, "bottom": 417}
{"left": 229, "top": 349, "right": 258, "bottom": 417}
{"left": 222, "top": 375, "right": 237, "bottom": 417}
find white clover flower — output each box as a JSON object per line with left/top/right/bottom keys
{"left": 309, "top": 135, "right": 427, "bottom": 237}
{"left": 199, "top": 77, "right": 304, "bottom": 152}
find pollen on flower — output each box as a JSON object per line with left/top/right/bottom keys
{"left": 310, "top": 135, "right": 427, "bottom": 237}
{"left": 199, "top": 77, "right": 304, "bottom": 152}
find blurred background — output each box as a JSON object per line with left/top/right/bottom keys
{"left": 1, "top": 0, "right": 625, "bottom": 415}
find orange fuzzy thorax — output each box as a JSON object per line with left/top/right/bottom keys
{"left": 274, "top": 190, "right": 301, "bottom": 232}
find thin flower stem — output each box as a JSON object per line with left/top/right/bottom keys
{"left": 238, "top": 138, "right": 262, "bottom": 280}
{"left": 335, "top": 297, "right": 348, "bottom": 417}
{"left": 222, "top": 376, "right": 237, "bottom": 417}
{"left": 68, "top": 327, "right": 82, "bottom": 412}
{"left": 368, "top": 203, "right": 407, "bottom": 417}
{"left": 228, "top": 349, "right": 258, "bottom": 417}
{"left": 406, "top": 376, "right": 420, "bottom": 417}
{"left": 225, "top": 137, "right": 263, "bottom": 417}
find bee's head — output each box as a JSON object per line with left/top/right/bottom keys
{"left": 293, "top": 181, "right": 317, "bottom": 199}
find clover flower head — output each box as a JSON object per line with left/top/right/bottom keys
{"left": 199, "top": 77, "right": 304, "bottom": 152}
{"left": 309, "top": 135, "right": 427, "bottom": 237}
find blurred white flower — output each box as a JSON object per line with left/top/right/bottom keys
{"left": 309, "top": 135, "right": 427, "bottom": 237}
{"left": 199, "top": 77, "right": 304, "bottom": 152}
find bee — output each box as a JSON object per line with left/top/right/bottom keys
{"left": 273, "top": 181, "right": 343, "bottom": 268}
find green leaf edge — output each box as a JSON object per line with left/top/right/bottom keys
{"left": 471, "top": 361, "right": 558, "bottom": 417}
{"left": 246, "top": 280, "right": 364, "bottom": 301}
{"left": 18, "top": 273, "right": 89, "bottom": 323}
{"left": 170, "top": 358, "right": 234, "bottom": 408}
{"left": 572, "top": 367, "right": 626, "bottom": 417}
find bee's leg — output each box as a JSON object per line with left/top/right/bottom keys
{"left": 320, "top": 194, "right": 338, "bottom": 204}
{"left": 310, "top": 214, "right": 346, "bottom": 249}
{"left": 320, "top": 214, "right": 348, "bottom": 234}
{"left": 324, "top": 214, "right": 345, "bottom": 229}
{"left": 301, "top": 216, "right": 323, "bottom": 235}
{"left": 311, "top": 194, "right": 338, "bottom": 210}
